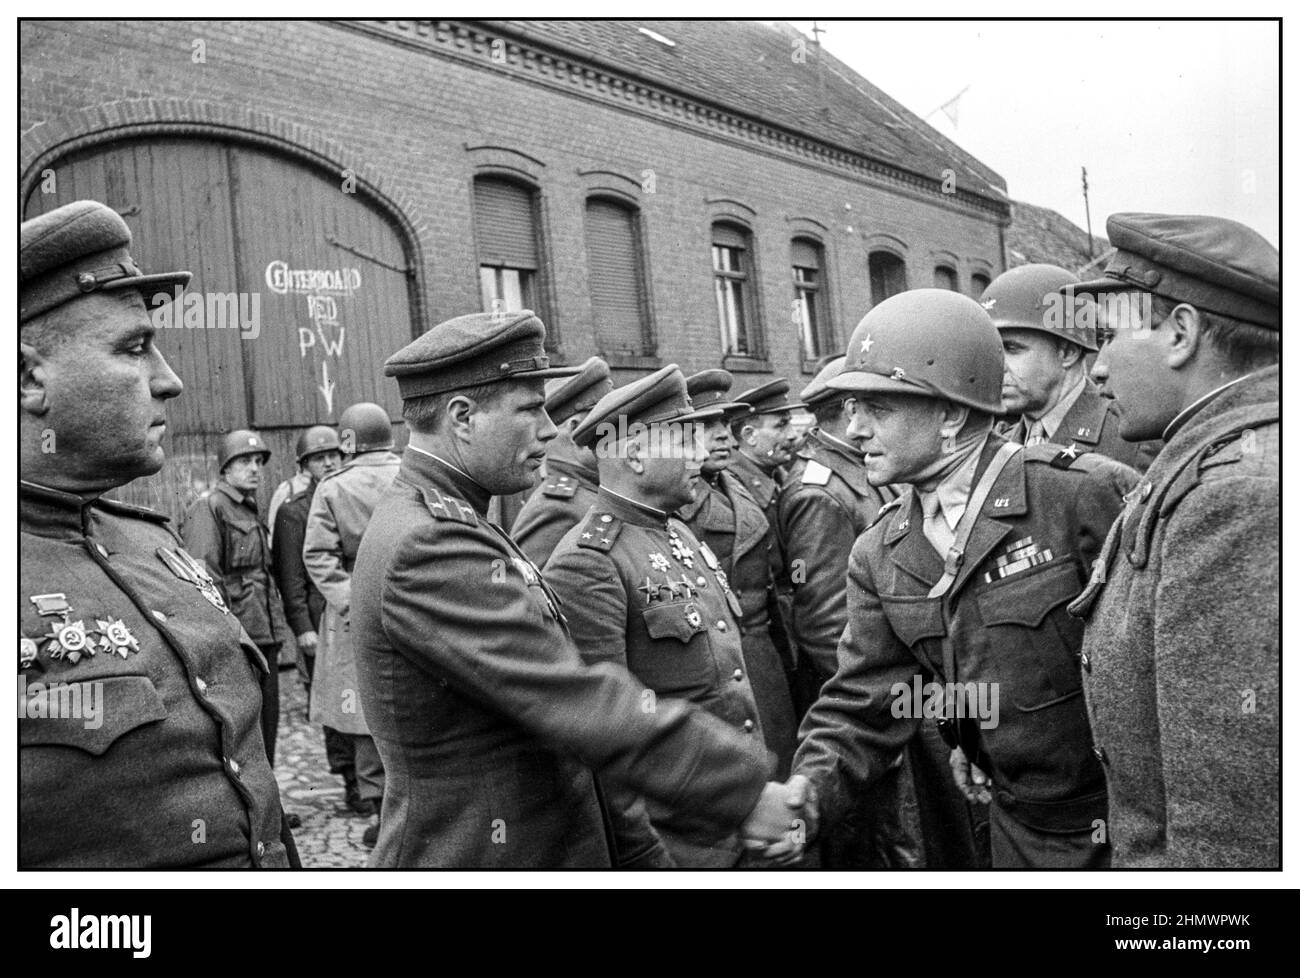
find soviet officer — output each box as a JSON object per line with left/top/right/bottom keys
{"left": 271, "top": 425, "right": 364, "bottom": 814}
{"left": 984, "top": 263, "right": 1157, "bottom": 471}
{"left": 1066, "top": 213, "right": 1279, "bottom": 868}
{"left": 351, "top": 311, "right": 807, "bottom": 868}
{"left": 20, "top": 199, "right": 294, "bottom": 867}
{"left": 677, "top": 369, "right": 797, "bottom": 780}
{"left": 511, "top": 355, "right": 612, "bottom": 566}
{"left": 303, "top": 401, "right": 400, "bottom": 845}
{"left": 729, "top": 378, "right": 804, "bottom": 528}
{"left": 545, "top": 366, "right": 776, "bottom": 867}
{"left": 183, "top": 429, "right": 291, "bottom": 764}
{"left": 790, "top": 289, "right": 1139, "bottom": 869}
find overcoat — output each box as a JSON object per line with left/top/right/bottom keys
{"left": 1073, "top": 366, "right": 1279, "bottom": 867}
{"left": 303, "top": 451, "right": 400, "bottom": 735}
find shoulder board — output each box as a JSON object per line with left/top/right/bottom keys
{"left": 418, "top": 486, "right": 477, "bottom": 525}
{"left": 576, "top": 511, "right": 623, "bottom": 552}
{"left": 540, "top": 475, "right": 578, "bottom": 499}
{"left": 92, "top": 496, "right": 171, "bottom": 525}
{"left": 1023, "top": 443, "right": 1107, "bottom": 472}
{"left": 800, "top": 459, "right": 833, "bottom": 486}
{"left": 868, "top": 494, "right": 905, "bottom": 529}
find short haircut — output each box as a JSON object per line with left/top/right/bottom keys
{"left": 1150, "top": 294, "right": 1279, "bottom": 373}
{"left": 402, "top": 381, "right": 509, "bottom": 434}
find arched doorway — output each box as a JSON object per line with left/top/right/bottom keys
{"left": 23, "top": 136, "right": 421, "bottom": 522}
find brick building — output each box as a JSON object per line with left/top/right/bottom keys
{"left": 21, "top": 18, "right": 1010, "bottom": 520}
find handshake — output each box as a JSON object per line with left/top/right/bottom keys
{"left": 739, "top": 774, "right": 818, "bottom": 866}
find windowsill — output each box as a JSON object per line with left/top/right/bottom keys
{"left": 723, "top": 354, "right": 771, "bottom": 373}
{"left": 603, "top": 352, "right": 660, "bottom": 370}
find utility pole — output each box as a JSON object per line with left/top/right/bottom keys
{"left": 1082, "top": 166, "right": 1095, "bottom": 261}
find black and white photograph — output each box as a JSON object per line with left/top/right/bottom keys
{"left": 13, "top": 8, "right": 1286, "bottom": 924}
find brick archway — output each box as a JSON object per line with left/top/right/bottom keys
{"left": 20, "top": 97, "right": 430, "bottom": 332}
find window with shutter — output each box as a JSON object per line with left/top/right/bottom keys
{"left": 473, "top": 177, "right": 542, "bottom": 320}
{"left": 869, "top": 251, "right": 908, "bottom": 305}
{"left": 970, "top": 272, "right": 991, "bottom": 299}
{"left": 934, "top": 265, "right": 959, "bottom": 291}
{"left": 585, "top": 198, "right": 650, "bottom": 354}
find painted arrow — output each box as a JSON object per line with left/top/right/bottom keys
{"left": 318, "top": 360, "right": 336, "bottom": 415}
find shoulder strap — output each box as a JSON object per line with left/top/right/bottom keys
{"left": 927, "top": 441, "right": 1022, "bottom": 599}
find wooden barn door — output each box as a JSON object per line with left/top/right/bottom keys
{"left": 23, "top": 137, "right": 418, "bottom": 524}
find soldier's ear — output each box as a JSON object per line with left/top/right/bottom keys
{"left": 939, "top": 402, "right": 970, "bottom": 438}
{"left": 445, "top": 393, "right": 477, "bottom": 441}
{"left": 1163, "top": 304, "right": 1202, "bottom": 370}
{"left": 1057, "top": 339, "right": 1084, "bottom": 370}
{"left": 624, "top": 436, "right": 646, "bottom": 474}
{"left": 19, "top": 341, "right": 50, "bottom": 417}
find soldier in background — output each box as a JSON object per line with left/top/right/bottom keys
{"left": 20, "top": 199, "right": 294, "bottom": 867}
{"left": 184, "top": 429, "right": 291, "bottom": 765}
{"left": 984, "top": 263, "right": 1157, "bottom": 472}
{"left": 272, "top": 425, "right": 368, "bottom": 815}
{"left": 792, "top": 289, "right": 1137, "bottom": 869}
{"left": 1067, "top": 213, "right": 1279, "bottom": 867}
{"left": 678, "top": 369, "right": 797, "bottom": 779}
{"left": 511, "top": 356, "right": 611, "bottom": 566}
{"left": 304, "top": 401, "right": 400, "bottom": 847}
{"left": 729, "top": 379, "right": 804, "bottom": 529}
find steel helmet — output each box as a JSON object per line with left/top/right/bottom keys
{"left": 219, "top": 429, "right": 271, "bottom": 471}
{"left": 295, "top": 425, "right": 341, "bottom": 463}
{"left": 828, "top": 289, "right": 1004, "bottom": 413}
{"left": 979, "top": 263, "right": 1098, "bottom": 352}
{"left": 338, "top": 402, "right": 394, "bottom": 453}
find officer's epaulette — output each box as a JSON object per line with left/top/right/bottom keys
{"left": 576, "top": 511, "right": 623, "bottom": 552}
{"left": 868, "top": 494, "right": 905, "bottom": 529}
{"left": 540, "top": 474, "right": 578, "bottom": 499}
{"left": 92, "top": 496, "right": 171, "bottom": 525}
{"left": 799, "top": 459, "right": 832, "bottom": 486}
{"left": 1023, "top": 442, "right": 1107, "bottom": 472}
{"left": 418, "top": 485, "right": 477, "bottom": 525}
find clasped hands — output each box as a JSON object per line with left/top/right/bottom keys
{"left": 740, "top": 775, "right": 818, "bottom": 866}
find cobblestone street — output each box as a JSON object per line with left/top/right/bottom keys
{"left": 274, "top": 670, "right": 371, "bottom": 869}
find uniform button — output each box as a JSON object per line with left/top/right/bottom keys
{"left": 697, "top": 576, "right": 707, "bottom": 586}
{"left": 1092, "top": 746, "right": 1107, "bottom": 765}
{"left": 195, "top": 677, "right": 208, "bottom": 694}
{"left": 152, "top": 610, "right": 167, "bottom": 622}
{"left": 600, "top": 515, "right": 612, "bottom": 523}
{"left": 743, "top": 719, "right": 755, "bottom": 732}
{"left": 716, "top": 620, "right": 728, "bottom": 631}
{"left": 255, "top": 841, "right": 265, "bottom": 858}
{"left": 732, "top": 668, "right": 743, "bottom": 681}
{"left": 94, "top": 543, "right": 110, "bottom": 558}
{"left": 227, "top": 757, "right": 241, "bottom": 777}
{"left": 1080, "top": 652, "right": 1091, "bottom": 672}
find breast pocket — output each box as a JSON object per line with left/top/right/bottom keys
{"left": 20, "top": 674, "right": 168, "bottom": 756}
{"left": 976, "top": 558, "right": 1085, "bottom": 711}
{"left": 638, "top": 602, "right": 717, "bottom": 693}
{"left": 226, "top": 519, "right": 264, "bottom": 571}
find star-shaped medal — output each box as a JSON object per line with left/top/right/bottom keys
{"left": 649, "top": 553, "right": 671, "bottom": 574}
